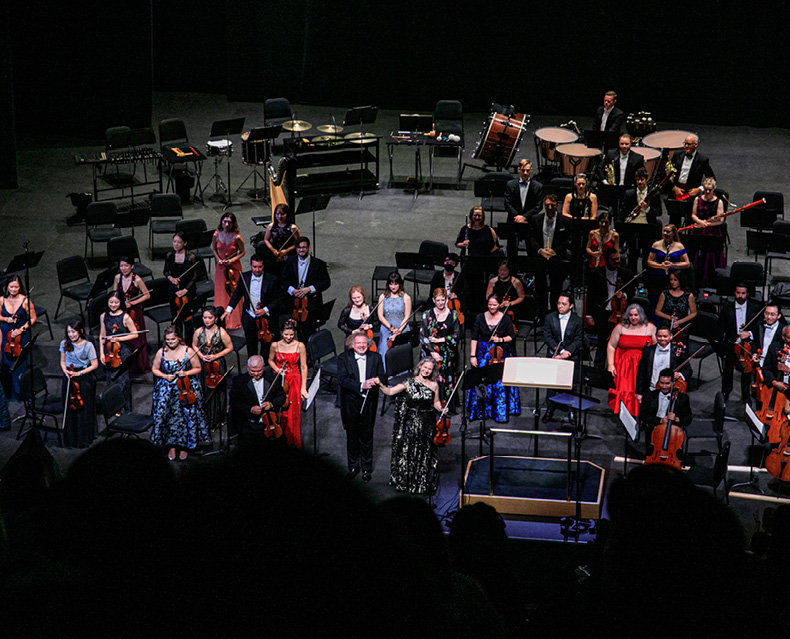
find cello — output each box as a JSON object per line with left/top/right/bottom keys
{"left": 645, "top": 384, "right": 684, "bottom": 470}
{"left": 765, "top": 406, "right": 790, "bottom": 481}
{"left": 757, "top": 343, "right": 790, "bottom": 444}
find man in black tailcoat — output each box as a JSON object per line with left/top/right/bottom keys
{"left": 670, "top": 134, "right": 716, "bottom": 200}
{"left": 592, "top": 90, "right": 625, "bottom": 134}
{"left": 639, "top": 369, "right": 693, "bottom": 456}
{"left": 635, "top": 326, "right": 693, "bottom": 401}
{"left": 504, "top": 159, "right": 544, "bottom": 261}
{"left": 280, "top": 236, "right": 331, "bottom": 341}
{"left": 718, "top": 283, "right": 761, "bottom": 401}
{"left": 587, "top": 248, "right": 634, "bottom": 368}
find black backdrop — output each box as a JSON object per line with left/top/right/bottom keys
{"left": 4, "top": 1, "right": 789, "bottom": 155}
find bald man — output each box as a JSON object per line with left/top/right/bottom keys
{"left": 670, "top": 134, "right": 715, "bottom": 200}
{"left": 230, "top": 355, "right": 287, "bottom": 446}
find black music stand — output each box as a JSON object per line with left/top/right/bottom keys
{"left": 730, "top": 402, "right": 767, "bottom": 495}
{"left": 343, "top": 106, "right": 379, "bottom": 199}
{"left": 474, "top": 177, "right": 509, "bottom": 226}
{"left": 584, "top": 130, "right": 620, "bottom": 152}
{"left": 463, "top": 362, "right": 505, "bottom": 457}
{"left": 497, "top": 222, "right": 530, "bottom": 260}
{"left": 205, "top": 117, "right": 245, "bottom": 210}
{"left": 665, "top": 198, "right": 693, "bottom": 228}
{"left": 5, "top": 251, "right": 44, "bottom": 276}
{"left": 570, "top": 218, "right": 599, "bottom": 277}
{"left": 237, "top": 125, "right": 282, "bottom": 201}
{"left": 617, "top": 223, "right": 658, "bottom": 272}
{"left": 295, "top": 194, "right": 332, "bottom": 257}
{"left": 87, "top": 266, "right": 119, "bottom": 301}
{"left": 389, "top": 329, "right": 420, "bottom": 350}
{"left": 598, "top": 184, "right": 627, "bottom": 221}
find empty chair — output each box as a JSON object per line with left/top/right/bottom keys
{"left": 84, "top": 201, "right": 122, "bottom": 262}
{"left": 715, "top": 260, "right": 765, "bottom": 299}
{"left": 307, "top": 329, "right": 342, "bottom": 389}
{"left": 149, "top": 192, "right": 184, "bottom": 252}
{"left": 683, "top": 392, "right": 725, "bottom": 462}
{"left": 55, "top": 256, "right": 93, "bottom": 319}
{"left": 17, "top": 368, "right": 65, "bottom": 446}
{"left": 159, "top": 118, "right": 189, "bottom": 151}
{"left": 141, "top": 278, "right": 173, "bottom": 346}
{"left": 381, "top": 343, "right": 414, "bottom": 415}
{"left": 686, "top": 441, "right": 731, "bottom": 504}
{"left": 263, "top": 98, "right": 293, "bottom": 127}
{"left": 32, "top": 304, "right": 53, "bottom": 340}
{"left": 100, "top": 384, "right": 154, "bottom": 438}
{"left": 688, "top": 311, "right": 722, "bottom": 388}
{"left": 765, "top": 219, "right": 790, "bottom": 277}
{"left": 86, "top": 291, "right": 109, "bottom": 338}
{"left": 175, "top": 218, "right": 207, "bottom": 252}
{"left": 403, "top": 240, "right": 448, "bottom": 298}
{"left": 194, "top": 258, "right": 214, "bottom": 301}
{"left": 107, "top": 235, "right": 153, "bottom": 280}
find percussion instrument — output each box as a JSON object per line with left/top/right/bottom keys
{"left": 206, "top": 139, "right": 233, "bottom": 157}
{"left": 630, "top": 147, "right": 662, "bottom": 181}
{"left": 317, "top": 124, "right": 344, "bottom": 134}
{"left": 534, "top": 127, "right": 578, "bottom": 163}
{"left": 474, "top": 112, "right": 528, "bottom": 168}
{"left": 642, "top": 129, "right": 694, "bottom": 160}
{"left": 313, "top": 135, "right": 342, "bottom": 145}
{"left": 344, "top": 132, "right": 376, "bottom": 140}
{"left": 241, "top": 130, "right": 266, "bottom": 165}
{"left": 555, "top": 143, "right": 601, "bottom": 176}
{"left": 282, "top": 120, "right": 312, "bottom": 132}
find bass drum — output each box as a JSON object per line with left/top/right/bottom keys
{"left": 241, "top": 131, "right": 266, "bottom": 166}
{"left": 473, "top": 112, "right": 527, "bottom": 169}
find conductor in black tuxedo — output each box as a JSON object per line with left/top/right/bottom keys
{"left": 717, "top": 283, "right": 761, "bottom": 401}
{"left": 670, "top": 134, "right": 715, "bottom": 200}
{"left": 639, "top": 369, "right": 693, "bottom": 454}
{"left": 597, "top": 134, "right": 645, "bottom": 189}
{"left": 528, "top": 194, "right": 571, "bottom": 316}
{"left": 593, "top": 90, "right": 625, "bottom": 134}
{"left": 229, "top": 355, "right": 287, "bottom": 447}
{"left": 280, "top": 236, "right": 331, "bottom": 341}
{"left": 542, "top": 291, "right": 585, "bottom": 424}
{"left": 223, "top": 256, "right": 282, "bottom": 358}
{"left": 635, "top": 326, "right": 693, "bottom": 401}
{"left": 338, "top": 333, "right": 387, "bottom": 482}
{"left": 587, "top": 248, "right": 634, "bottom": 367}
{"left": 504, "top": 159, "right": 544, "bottom": 260}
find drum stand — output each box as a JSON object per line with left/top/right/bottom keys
{"left": 237, "top": 126, "right": 280, "bottom": 201}
{"left": 201, "top": 153, "right": 229, "bottom": 200}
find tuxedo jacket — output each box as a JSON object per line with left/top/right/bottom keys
{"left": 280, "top": 255, "right": 331, "bottom": 313}
{"left": 338, "top": 349, "right": 387, "bottom": 417}
{"left": 635, "top": 344, "right": 693, "bottom": 397}
{"left": 543, "top": 311, "right": 584, "bottom": 361}
{"left": 754, "top": 320, "right": 787, "bottom": 364}
{"left": 586, "top": 265, "right": 635, "bottom": 320}
{"left": 230, "top": 370, "right": 287, "bottom": 432}
{"left": 621, "top": 187, "right": 663, "bottom": 224}
{"left": 504, "top": 178, "right": 545, "bottom": 221}
{"left": 762, "top": 344, "right": 790, "bottom": 391}
{"left": 226, "top": 270, "right": 282, "bottom": 321}
{"left": 527, "top": 213, "right": 571, "bottom": 258}
{"left": 717, "top": 300, "right": 761, "bottom": 346}
{"left": 597, "top": 150, "right": 645, "bottom": 188}
{"left": 670, "top": 152, "right": 716, "bottom": 189}
{"left": 593, "top": 106, "right": 625, "bottom": 133}
{"left": 639, "top": 389, "right": 693, "bottom": 428}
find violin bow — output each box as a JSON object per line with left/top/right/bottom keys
{"left": 203, "top": 366, "right": 235, "bottom": 406}
{"left": 605, "top": 268, "right": 647, "bottom": 306}
{"left": 437, "top": 370, "right": 466, "bottom": 421}
{"left": 174, "top": 259, "right": 200, "bottom": 283}
{"left": 62, "top": 375, "right": 72, "bottom": 430}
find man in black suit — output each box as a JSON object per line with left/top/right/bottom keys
{"left": 670, "top": 134, "right": 715, "bottom": 200}
{"left": 542, "top": 291, "right": 585, "bottom": 424}
{"left": 597, "top": 134, "right": 645, "bottom": 189}
{"left": 592, "top": 90, "right": 625, "bottom": 134}
{"left": 638, "top": 369, "right": 693, "bottom": 456}
{"left": 338, "top": 333, "right": 387, "bottom": 482}
{"left": 753, "top": 302, "right": 785, "bottom": 370}
{"left": 528, "top": 194, "right": 571, "bottom": 316}
{"left": 586, "top": 248, "right": 634, "bottom": 368}
{"left": 504, "top": 159, "right": 544, "bottom": 261}
{"left": 762, "top": 325, "right": 790, "bottom": 403}
{"left": 229, "top": 355, "right": 287, "bottom": 447}
{"left": 635, "top": 326, "right": 693, "bottom": 401}
{"left": 280, "top": 236, "right": 331, "bottom": 341}
{"left": 718, "top": 283, "right": 761, "bottom": 401}
{"left": 223, "top": 256, "right": 282, "bottom": 358}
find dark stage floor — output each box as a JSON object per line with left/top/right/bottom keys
{"left": 2, "top": 92, "right": 790, "bottom": 542}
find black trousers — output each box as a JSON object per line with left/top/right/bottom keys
{"left": 241, "top": 312, "right": 276, "bottom": 360}
{"left": 341, "top": 393, "right": 378, "bottom": 472}
{"left": 721, "top": 353, "right": 752, "bottom": 402}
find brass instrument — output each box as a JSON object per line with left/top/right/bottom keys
{"left": 605, "top": 162, "right": 616, "bottom": 185}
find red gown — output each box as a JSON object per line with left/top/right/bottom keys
{"left": 608, "top": 332, "right": 653, "bottom": 415}
{"left": 276, "top": 350, "right": 302, "bottom": 448}
{"left": 214, "top": 233, "right": 243, "bottom": 330}
{"left": 120, "top": 278, "right": 151, "bottom": 373}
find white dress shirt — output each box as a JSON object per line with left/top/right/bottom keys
{"left": 657, "top": 391, "right": 671, "bottom": 418}
{"left": 519, "top": 180, "right": 530, "bottom": 208}
{"left": 356, "top": 353, "right": 367, "bottom": 393}
{"left": 618, "top": 153, "right": 629, "bottom": 186}
{"left": 288, "top": 257, "right": 316, "bottom": 295}
{"left": 679, "top": 151, "right": 696, "bottom": 185}
{"left": 761, "top": 322, "right": 780, "bottom": 367}
{"left": 734, "top": 302, "right": 747, "bottom": 343}
{"left": 600, "top": 108, "right": 611, "bottom": 131}
{"left": 651, "top": 346, "right": 672, "bottom": 391}
{"left": 543, "top": 216, "right": 556, "bottom": 249}
{"left": 252, "top": 375, "right": 266, "bottom": 421}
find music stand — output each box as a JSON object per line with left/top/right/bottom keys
{"left": 206, "top": 117, "right": 245, "bottom": 210}
{"left": 665, "top": 199, "right": 693, "bottom": 228}
{"left": 9, "top": 333, "right": 39, "bottom": 374}
{"left": 583, "top": 130, "right": 620, "bottom": 152}
{"left": 463, "top": 362, "right": 505, "bottom": 457}
{"left": 343, "top": 106, "right": 379, "bottom": 199}
{"left": 295, "top": 194, "right": 332, "bottom": 257}
{"left": 570, "top": 218, "right": 599, "bottom": 277}
{"left": 87, "top": 266, "right": 119, "bottom": 301}
{"left": 598, "top": 184, "right": 627, "bottom": 220}
{"left": 390, "top": 329, "right": 420, "bottom": 350}
{"left": 618, "top": 400, "right": 640, "bottom": 476}
{"left": 237, "top": 125, "right": 283, "bottom": 201}
{"left": 110, "top": 346, "right": 142, "bottom": 382}
{"left": 4, "top": 251, "right": 44, "bottom": 276}
{"left": 617, "top": 223, "right": 658, "bottom": 272}
{"left": 496, "top": 222, "right": 530, "bottom": 259}
{"left": 730, "top": 403, "right": 768, "bottom": 494}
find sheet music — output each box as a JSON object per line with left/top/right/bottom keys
{"left": 744, "top": 403, "right": 766, "bottom": 440}
{"left": 619, "top": 401, "right": 639, "bottom": 441}
{"left": 304, "top": 367, "right": 322, "bottom": 410}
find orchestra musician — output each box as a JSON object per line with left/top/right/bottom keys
{"left": 485, "top": 259, "right": 525, "bottom": 324}
{"left": 113, "top": 256, "right": 151, "bottom": 373}
{"left": 223, "top": 255, "right": 282, "bottom": 359}
{"left": 151, "top": 324, "right": 210, "bottom": 462}
{"left": 597, "top": 133, "right": 645, "bottom": 188}
{"left": 268, "top": 318, "right": 310, "bottom": 449}
{"left": 429, "top": 253, "right": 465, "bottom": 308}
{"left": 163, "top": 231, "right": 198, "bottom": 330}
{"left": 562, "top": 173, "right": 598, "bottom": 220}
{"left": 635, "top": 325, "right": 693, "bottom": 403}
{"left": 585, "top": 212, "right": 619, "bottom": 268}
{"left": 689, "top": 177, "right": 726, "bottom": 288}
{"left": 670, "top": 134, "right": 716, "bottom": 200}
{"left": 621, "top": 167, "right": 663, "bottom": 225}
{"left": 418, "top": 287, "right": 461, "bottom": 406}
{"left": 192, "top": 306, "right": 234, "bottom": 430}
{"left": 528, "top": 194, "right": 571, "bottom": 316}
{"left": 60, "top": 321, "right": 98, "bottom": 448}
{"left": 638, "top": 368, "right": 693, "bottom": 454}
{"left": 280, "top": 236, "right": 331, "bottom": 341}
{"left": 99, "top": 291, "right": 137, "bottom": 410}
{"left": 504, "top": 159, "right": 544, "bottom": 260}
{"left": 608, "top": 303, "right": 656, "bottom": 415}
{"left": 337, "top": 285, "right": 378, "bottom": 342}
{"left": 212, "top": 212, "right": 245, "bottom": 331}
{"left": 753, "top": 302, "right": 785, "bottom": 370}
{"left": 718, "top": 283, "right": 761, "bottom": 401}
{"left": 542, "top": 292, "right": 584, "bottom": 424}
{"left": 586, "top": 248, "right": 634, "bottom": 368}
{"left": 377, "top": 272, "right": 411, "bottom": 367}
{"left": 646, "top": 224, "right": 691, "bottom": 308}
{"left": 762, "top": 326, "right": 790, "bottom": 403}
{"left": 252, "top": 202, "right": 301, "bottom": 279}
{"left": 654, "top": 271, "right": 698, "bottom": 341}
{"left": 1, "top": 275, "right": 37, "bottom": 400}
{"left": 455, "top": 206, "right": 500, "bottom": 312}
{"left": 593, "top": 90, "right": 625, "bottom": 134}
{"left": 338, "top": 333, "right": 387, "bottom": 482}
{"left": 229, "top": 354, "right": 287, "bottom": 448}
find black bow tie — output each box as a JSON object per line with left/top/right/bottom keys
{"left": 685, "top": 153, "right": 694, "bottom": 159}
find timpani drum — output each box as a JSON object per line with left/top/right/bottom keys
{"left": 631, "top": 147, "right": 661, "bottom": 181}
{"left": 642, "top": 130, "right": 694, "bottom": 160}
{"left": 241, "top": 131, "right": 266, "bottom": 165}
{"left": 534, "top": 127, "right": 578, "bottom": 163}
{"left": 555, "top": 144, "right": 601, "bottom": 177}
{"left": 473, "top": 112, "right": 527, "bottom": 168}
{"left": 206, "top": 139, "right": 233, "bottom": 157}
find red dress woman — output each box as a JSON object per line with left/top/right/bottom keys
{"left": 212, "top": 212, "right": 245, "bottom": 331}
{"left": 607, "top": 303, "right": 656, "bottom": 415}
{"left": 268, "top": 319, "right": 309, "bottom": 448}
{"left": 114, "top": 258, "right": 151, "bottom": 373}
{"left": 586, "top": 212, "right": 619, "bottom": 268}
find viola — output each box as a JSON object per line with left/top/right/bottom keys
{"left": 765, "top": 412, "right": 790, "bottom": 480}
{"left": 261, "top": 409, "right": 283, "bottom": 439}
{"left": 608, "top": 295, "right": 626, "bottom": 325}
{"left": 4, "top": 329, "right": 23, "bottom": 359}
{"left": 224, "top": 263, "right": 239, "bottom": 297}
{"left": 447, "top": 298, "right": 464, "bottom": 325}
{"left": 752, "top": 349, "right": 764, "bottom": 400}
{"left": 256, "top": 303, "right": 273, "bottom": 342}
{"left": 645, "top": 387, "right": 685, "bottom": 470}
{"left": 176, "top": 374, "right": 197, "bottom": 405}
{"left": 736, "top": 340, "right": 754, "bottom": 375}
{"left": 292, "top": 297, "right": 309, "bottom": 323}
{"left": 67, "top": 365, "right": 84, "bottom": 412}
{"left": 105, "top": 323, "right": 123, "bottom": 369}
{"left": 489, "top": 344, "right": 505, "bottom": 364}
{"left": 502, "top": 295, "right": 517, "bottom": 335}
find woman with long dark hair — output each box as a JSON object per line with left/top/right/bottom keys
{"left": 60, "top": 320, "right": 99, "bottom": 448}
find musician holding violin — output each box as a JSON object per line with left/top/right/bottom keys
{"left": 252, "top": 203, "right": 300, "bottom": 278}
{"left": 281, "top": 236, "right": 330, "bottom": 342}
{"left": 223, "top": 256, "right": 282, "bottom": 358}
{"left": 1, "top": 275, "right": 37, "bottom": 400}
{"left": 485, "top": 259, "right": 525, "bottom": 324}
{"left": 163, "top": 231, "right": 198, "bottom": 328}
{"left": 718, "top": 283, "right": 761, "bottom": 401}
{"left": 192, "top": 306, "right": 234, "bottom": 430}
{"left": 60, "top": 321, "right": 99, "bottom": 448}
{"left": 113, "top": 256, "right": 151, "bottom": 373}
{"left": 467, "top": 293, "right": 520, "bottom": 424}
{"left": 230, "top": 355, "right": 287, "bottom": 448}
{"left": 151, "top": 325, "right": 210, "bottom": 461}
{"left": 759, "top": 326, "right": 790, "bottom": 428}
{"left": 212, "top": 212, "right": 245, "bottom": 331}
{"left": 419, "top": 288, "right": 461, "bottom": 407}
{"left": 268, "top": 319, "right": 309, "bottom": 448}
{"left": 99, "top": 291, "right": 137, "bottom": 410}
{"left": 377, "top": 272, "right": 411, "bottom": 368}
{"left": 429, "top": 253, "right": 465, "bottom": 316}
{"left": 337, "top": 285, "right": 378, "bottom": 344}
{"left": 377, "top": 357, "right": 444, "bottom": 495}
{"left": 635, "top": 325, "right": 693, "bottom": 403}
{"left": 639, "top": 368, "right": 693, "bottom": 463}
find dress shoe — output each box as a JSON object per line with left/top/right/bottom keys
{"left": 362, "top": 471, "right": 372, "bottom": 483}
{"left": 542, "top": 409, "right": 555, "bottom": 424}
{"left": 346, "top": 468, "right": 360, "bottom": 480}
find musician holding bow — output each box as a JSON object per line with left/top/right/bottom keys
{"left": 635, "top": 325, "right": 692, "bottom": 403}
{"left": 718, "top": 283, "right": 761, "bottom": 402}
{"left": 638, "top": 368, "right": 693, "bottom": 455}
{"left": 280, "top": 236, "right": 330, "bottom": 341}
{"left": 229, "top": 354, "right": 287, "bottom": 449}
{"left": 670, "top": 134, "right": 715, "bottom": 200}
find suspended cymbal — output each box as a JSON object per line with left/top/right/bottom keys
{"left": 344, "top": 132, "right": 376, "bottom": 140}
{"left": 317, "top": 124, "right": 344, "bottom": 134}
{"left": 313, "top": 135, "right": 341, "bottom": 144}
{"left": 282, "top": 120, "right": 312, "bottom": 132}
{"left": 348, "top": 137, "right": 376, "bottom": 145}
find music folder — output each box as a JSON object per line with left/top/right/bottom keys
{"left": 502, "top": 357, "right": 574, "bottom": 390}
{"left": 619, "top": 401, "right": 639, "bottom": 441}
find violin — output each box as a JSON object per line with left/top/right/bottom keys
{"left": 752, "top": 349, "right": 764, "bottom": 400}
{"left": 105, "top": 323, "right": 123, "bottom": 369}
{"left": 4, "top": 314, "right": 23, "bottom": 358}
{"left": 608, "top": 294, "right": 626, "bottom": 325}
{"left": 222, "top": 248, "right": 242, "bottom": 297}
{"left": 256, "top": 303, "right": 273, "bottom": 342}
{"left": 502, "top": 295, "right": 517, "bottom": 335}
{"left": 260, "top": 367, "right": 286, "bottom": 439}
{"left": 765, "top": 409, "right": 790, "bottom": 480}
{"left": 735, "top": 306, "right": 767, "bottom": 375}
{"left": 758, "top": 344, "right": 790, "bottom": 444}
{"left": 645, "top": 386, "right": 685, "bottom": 470}
{"left": 447, "top": 297, "right": 464, "bottom": 325}
{"left": 176, "top": 374, "right": 197, "bottom": 405}
{"left": 202, "top": 348, "right": 222, "bottom": 390}
{"left": 433, "top": 372, "right": 464, "bottom": 447}
{"left": 292, "top": 297, "right": 309, "bottom": 323}
{"left": 67, "top": 365, "right": 84, "bottom": 412}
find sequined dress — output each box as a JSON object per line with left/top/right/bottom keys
{"left": 390, "top": 378, "right": 438, "bottom": 495}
